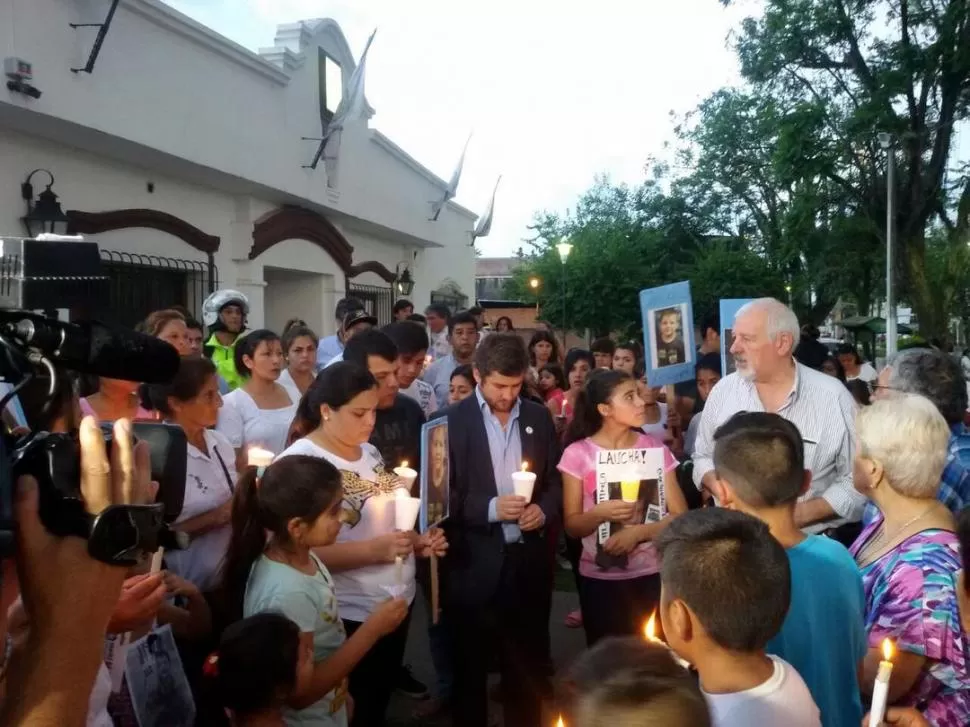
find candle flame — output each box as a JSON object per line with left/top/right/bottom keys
{"left": 521, "top": 461, "right": 529, "bottom": 472}
{"left": 555, "top": 716, "right": 565, "bottom": 727}
{"left": 400, "top": 460, "right": 408, "bottom": 469}
{"left": 247, "top": 447, "right": 274, "bottom": 466}
{"left": 644, "top": 611, "right": 658, "bottom": 642}
{"left": 882, "top": 638, "right": 894, "bottom": 661}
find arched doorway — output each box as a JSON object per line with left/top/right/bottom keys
{"left": 251, "top": 206, "right": 399, "bottom": 325}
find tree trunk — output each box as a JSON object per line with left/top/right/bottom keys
{"left": 904, "top": 231, "right": 946, "bottom": 340}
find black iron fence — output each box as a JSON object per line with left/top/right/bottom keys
{"left": 348, "top": 282, "right": 393, "bottom": 326}
{"left": 95, "top": 250, "right": 217, "bottom": 328}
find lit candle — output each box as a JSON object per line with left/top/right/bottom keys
{"left": 512, "top": 461, "right": 537, "bottom": 501}
{"left": 393, "top": 460, "right": 418, "bottom": 493}
{"left": 555, "top": 716, "right": 565, "bottom": 727}
{"left": 644, "top": 610, "right": 691, "bottom": 669}
{"left": 560, "top": 397, "right": 568, "bottom": 418}
{"left": 620, "top": 479, "right": 640, "bottom": 503}
{"left": 867, "top": 639, "right": 894, "bottom": 727}
{"left": 247, "top": 447, "right": 274, "bottom": 477}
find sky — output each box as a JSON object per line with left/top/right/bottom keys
{"left": 163, "top": 0, "right": 760, "bottom": 256}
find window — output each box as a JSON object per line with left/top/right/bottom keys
{"left": 318, "top": 50, "right": 343, "bottom": 127}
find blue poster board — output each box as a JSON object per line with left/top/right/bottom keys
{"left": 419, "top": 418, "right": 450, "bottom": 532}
{"left": 639, "top": 281, "right": 696, "bottom": 387}
{"left": 719, "top": 298, "right": 754, "bottom": 377}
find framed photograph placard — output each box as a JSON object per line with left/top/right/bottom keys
{"left": 639, "top": 281, "right": 696, "bottom": 387}
{"left": 419, "top": 419, "right": 450, "bottom": 532}
{"left": 718, "top": 298, "right": 753, "bottom": 377}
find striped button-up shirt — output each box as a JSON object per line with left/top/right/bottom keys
{"left": 692, "top": 362, "right": 866, "bottom": 532}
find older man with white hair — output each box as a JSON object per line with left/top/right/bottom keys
{"left": 693, "top": 298, "right": 866, "bottom": 533}
{"left": 864, "top": 346, "right": 970, "bottom": 523}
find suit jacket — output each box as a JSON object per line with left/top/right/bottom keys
{"left": 435, "top": 394, "right": 562, "bottom": 606}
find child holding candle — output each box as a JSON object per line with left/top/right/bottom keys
{"left": 710, "top": 412, "right": 867, "bottom": 727}
{"left": 559, "top": 369, "right": 686, "bottom": 646}
{"left": 275, "top": 362, "right": 447, "bottom": 724}
{"left": 656, "top": 508, "right": 822, "bottom": 726}
{"left": 221, "top": 454, "right": 409, "bottom": 726}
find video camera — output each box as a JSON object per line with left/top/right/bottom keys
{"left": 0, "top": 236, "right": 186, "bottom": 565}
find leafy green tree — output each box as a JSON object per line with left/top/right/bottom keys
{"left": 719, "top": 0, "right": 970, "bottom": 336}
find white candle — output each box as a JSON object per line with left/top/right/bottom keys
{"left": 395, "top": 555, "right": 403, "bottom": 586}
{"left": 560, "top": 397, "right": 568, "bottom": 418}
{"left": 247, "top": 447, "right": 274, "bottom": 477}
{"left": 150, "top": 547, "right": 165, "bottom": 574}
{"left": 512, "top": 462, "right": 537, "bottom": 501}
{"left": 868, "top": 639, "right": 894, "bottom": 727}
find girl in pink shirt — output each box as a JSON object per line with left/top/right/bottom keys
{"left": 559, "top": 369, "right": 686, "bottom": 646}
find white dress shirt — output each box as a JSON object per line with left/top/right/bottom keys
{"left": 692, "top": 362, "right": 865, "bottom": 532}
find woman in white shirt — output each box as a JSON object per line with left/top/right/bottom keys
{"left": 836, "top": 343, "right": 878, "bottom": 383}
{"left": 217, "top": 329, "right": 299, "bottom": 470}
{"left": 280, "top": 319, "right": 319, "bottom": 396}
{"left": 143, "top": 357, "right": 236, "bottom": 593}
{"left": 277, "top": 362, "right": 447, "bottom": 726}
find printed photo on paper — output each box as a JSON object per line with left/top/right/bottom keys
{"left": 419, "top": 419, "right": 450, "bottom": 532}
{"left": 649, "top": 304, "right": 689, "bottom": 369}
{"left": 594, "top": 448, "right": 666, "bottom": 570}
{"left": 639, "top": 281, "right": 696, "bottom": 387}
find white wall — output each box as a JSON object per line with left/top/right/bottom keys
{"left": 0, "top": 0, "right": 477, "bottom": 255}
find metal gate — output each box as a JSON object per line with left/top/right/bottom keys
{"left": 97, "top": 250, "right": 218, "bottom": 328}
{"left": 348, "top": 282, "right": 393, "bottom": 326}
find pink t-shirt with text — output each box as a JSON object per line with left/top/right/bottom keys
{"left": 558, "top": 433, "right": 678, "bottom": 581}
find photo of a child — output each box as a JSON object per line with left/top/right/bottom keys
{"left": 651, "top": 306, "right": 687, "bottom": 368}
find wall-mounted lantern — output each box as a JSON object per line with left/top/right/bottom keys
{"left": 21, "top": 169, "right": 70, "bottom": 237}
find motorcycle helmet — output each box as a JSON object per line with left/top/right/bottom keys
{"left": 202, "top": 289, "right": 250, "bottom": 329}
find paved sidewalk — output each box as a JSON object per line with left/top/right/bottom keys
{"left": 386, "top": 589, "right": 585, "bottom": 726}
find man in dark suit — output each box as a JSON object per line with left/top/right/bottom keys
{"left": 436, "top": 333, "right": 562, "bottom": 727}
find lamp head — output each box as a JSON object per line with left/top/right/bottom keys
{"left": 556, "top": 240, "right": 573, "bottom": 262}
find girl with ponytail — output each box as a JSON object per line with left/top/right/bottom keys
{"left": 275, "top": 362, "right": 447, "bottom": 725}
{"left": 559, "top": 369, "right": 687, "bottom": 646}
{"left": 221, "top": 455, "right": 407, "bottom": 726}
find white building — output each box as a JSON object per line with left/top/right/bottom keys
{"left": 0, "top": 0, "right": 476, "bottom": 335}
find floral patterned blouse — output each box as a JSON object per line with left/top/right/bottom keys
{"left": 849, "top": 519, "right": 970, "bottom": 726}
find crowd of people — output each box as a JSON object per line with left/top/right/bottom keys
{"left": 2, "top": 289, "right": 970, "bottom": 727}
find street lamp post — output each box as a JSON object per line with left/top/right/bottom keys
{"left": 556, "top": 240, "right": 573, "bottom": 348}
{"left": 878, "top": 132, "right": 898, "bottom": 358}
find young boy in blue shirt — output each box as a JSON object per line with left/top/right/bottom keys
{"left": 709, "top": 411, "right": 867, "bottom": 727}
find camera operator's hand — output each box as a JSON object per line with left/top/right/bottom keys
{"left": 0, "top": 417, "right": 152, "bottom": 727}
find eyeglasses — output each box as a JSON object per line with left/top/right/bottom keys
{"left": 868, "top": 383, "right": 897, "bottom": 394}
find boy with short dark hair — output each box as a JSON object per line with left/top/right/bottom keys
{"left": 710, "top": 411, "right": 865, "bottom": 727}
{"left": 567, "top": 637, "right": 711, "bottom": 727}
{"left": 657, "top": 508, "right": 821, "bottom": 726}
{"left": 383, "top": 321, "right": 437, "bottom": 418}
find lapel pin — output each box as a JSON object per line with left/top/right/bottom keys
{"left": 525, "top": 426, "right": 534, "bottom": 434}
